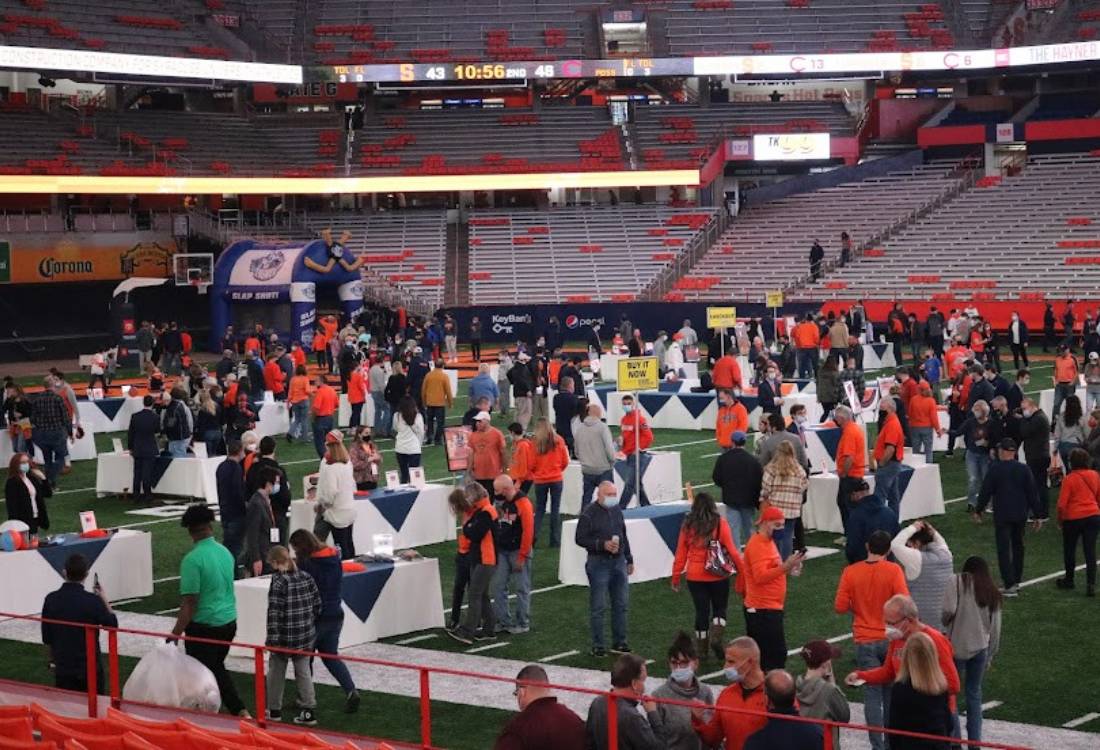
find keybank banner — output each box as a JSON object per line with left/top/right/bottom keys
{"left": 444, "top": 301, "right": 821, "bottom": 343}
{"left": 0, "top": 233, "right": 177, "bottom": 283}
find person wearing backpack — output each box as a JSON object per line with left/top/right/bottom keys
{"left": 670, "top": 486, "right": 743, "bottom": 661}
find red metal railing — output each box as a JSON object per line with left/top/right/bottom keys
{"left": 2, "top": 610, "right": 1033, "bottom": 750}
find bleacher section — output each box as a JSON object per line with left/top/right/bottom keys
{"left": 632, "top": 102, "right": 855, "bottom": 169}
{"left": 0, "top": 106, "right": 144, "bottom": 176}
{"left": 663, "top": 0, "right": 957, "bottom": 56}
{"left": 467, "top": 206, "right": 718, "bottom": 304}
{"left": 799, "top": 153, "right": 1100, "bottom": 300}
{"left": 301, "top": 211, "right": 449, "bottom": 306}
{"left": 675, "top": 163, "right": 963, "bottom": 300}
{"left": 0, "top": 0, "right": 237, "bottom": 58}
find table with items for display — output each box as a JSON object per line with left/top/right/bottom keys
{"left": 558, "top": 502, "right": 689, "bottom": 586}
{"left": 802, "top": 462, "right": 945, "bottom": 534}
{"left": 94, "top": 452, "right": 224, "bottom": 501}
{"left": 560, "top": 452, "right": 683, "bottom": 515}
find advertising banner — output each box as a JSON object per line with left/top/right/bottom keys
{"left": 0, "top": 234, "right": 177, "bottom": 283}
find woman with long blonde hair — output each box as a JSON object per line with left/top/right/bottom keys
{"left": 314, "top": 430, "right": 356, "bottom": 559}
{"left": 529, "top": 417, "right": 569, "bottom": 547}
{"left": 759, "top": 440, "right": 808, "bottom": 559}
{"left": 889, "top": 632, "right": 952, "bottom": 749}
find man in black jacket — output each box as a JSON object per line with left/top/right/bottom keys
{"left": 1008, "top": 311, "right": 1030, "bottom": 369}
{"left": 575, "top": 482, "right": 633, "bottom": 657}
{"left": 974, "top": 438, "right": 1041, "bottom": 596}
{"left": 1015, "top": 397, "right": 1051, "bottom": 519}
{"left": 246, "top": 436, "right": 291, "bottom": 543}
{"left": 216, "top": 438, "right": 248, "bottom": 565}
{"left": 809, "top": 240, "right": 824, "bottom": 281}
{"left": 585, "top": 654, "right": 667, "bottom": 749}
{"left": 41, "top": 553, "right": 118, "bottom": 693}
{"left": 127, "top": 395, "right": 160, "bottom": 504}
{"left": 711, "top": 431, "right": 763, "bottom": 549}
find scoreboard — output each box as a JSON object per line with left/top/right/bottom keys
{"left": 329, "top": 57, "right": 693, "bottom": 83}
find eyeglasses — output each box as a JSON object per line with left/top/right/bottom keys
{"left": 512, "top": 685, "right": 526, "bottom": 697}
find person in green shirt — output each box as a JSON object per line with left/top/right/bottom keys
{"left": 170, "top": 504, "right": 248, "bottom": 717}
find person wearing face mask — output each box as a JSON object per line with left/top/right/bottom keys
{"left": 314, "top": 430, "right": 357, "bottom": 560}
{"left": 1014, "top": 397, "right": 1051, "bottom": 519}
{"left": 715, "top": 389, "right": 749, "bottom": 451}
{"left": 241, "top": 467, "right": 279, "bottom": 578}
{"left": 575, "top": 481, "right": 634, "bottom": 656}
{"left": 795, "top": 640, "right": 850, "bottom": 750}
{"left": 756, "top": 412, "right": 808, "bottom": 470}
{"left": 491, "top": 475, "right": 534, "bottom": 635}
{"left": 1008, "top": 311, "right": 1029, "bottom": 370}
{"left": 846, "top": 595, "right": 960, "bottom": 726}
{"left": 958, "top": 400, "right": 999, "bottom": 513}
{"left": 743, "top": 506, "right": 805, "bottom": 671}
{"left": 585, "top": 653, "right": 667, "bottom": 749}
{"left": 690, "top": 636, "right": 767, "bottom": 750}
{"left": 872, "top": 397, "right": 906, "bottom": 516}
{"left": 247, "top": 436, "right": 291, "bottom": 543}
{"left": 5, "top": 452, "right": 51, "bottom": 535}
{"left": 494, "top": 664, "right": 585, "bottom": 750}
{"left": 1006, "top": 368, "right": 1028, "bottom": 412}
{"left": 652, "top": 633, "right": 715, "bottom": 750}
{"left": 348, "top": 427, "right": 383, "bottom": 491}
{"left": 757, "top": 365, "right": 784, "bottom": 417}
{"left": 618, "top": 394, "right": 653, "bottom": 508}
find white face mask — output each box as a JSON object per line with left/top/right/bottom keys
{"left": 1023, "top": 408, "right": 1035, "bottom": 418}
{"left": 885, "top": 626, "right": 905, "bottom": 641}
{"left": 18, "top": 462, "right": 30, "bottom": 474}
{"left": 794, "top": 415, "right": 807, "bottom": 424}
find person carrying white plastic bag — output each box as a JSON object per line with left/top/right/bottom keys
{"left": 123, "top": 642, "right": 221, "bottom": 712}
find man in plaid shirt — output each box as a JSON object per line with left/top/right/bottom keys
{"left": 29, "top": 377, "right": 72, "bottom": 488}
{"left": 265, "top": 547, "right": 321, "bottom": 725}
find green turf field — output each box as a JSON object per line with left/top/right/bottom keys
{"left": 2, "top": 354, "right": 1096, "bottom": 747}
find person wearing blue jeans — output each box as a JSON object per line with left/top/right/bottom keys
{"left": 725, "top": 505, "right": 756, "bottom": 549}
{"left": 491, "top": 475, "right": 533, "bottom": 634}
{"left": 581, "top": 470, "right": 613, "bottom": 512}
{"left": 911, "top": 426, "right": 934, "bottom": 464}
{"left": 618, "top": 451, "right": 651, "bottom": 507}
{"left": 371, "top": 393, "right": 390, "bottom": 438}
{"left": 31, "top": 428, "right": 68, "bottom": 487}
{"left": 492, "top": 549, "right": 531, "bottom": 633}
{"left": 856, "top": 639, "right": 891, "bottom": 750}
{"left": 289, "top": 400, "right": 310, "bottom": 441}
{"left": 533, "top": 481, "right": 563, "bottom": 547}
{"left": 168, "top": 439, "right": 190, "bottom": 458}
{"left": 874, "top": 460, "right": 904, "bottom": 517}
{"left": 965, "top": 448, "right": 990, "bottom": 512}
{"left": 575, "top": 481, "right": 632, "bottom": 655}
{"left": 312, "top": 414, "right": 334, "bottom": 459}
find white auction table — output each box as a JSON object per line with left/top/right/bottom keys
{"left": 559, "top": 502, "right": 690, "bottom": 585}
{"left": 77, "top": 396, "right": 144, "bottom": 433}
{"left": 862, "top": 343, "right": 898, "bottom": 371}
{"left": 802, "top": 463, "right": 945, "bottom": 534}
{"left": 803, "top": 422, "right": 869, "bottom": 474}
{"left": 0, "top": 529, "right": 153, "bottom": 616}
{"left": 600, "top": 388, "right": 821, "bottom": 431}
{"left": 94, "top": 452, "right": 224, "bottom": 501}
{"left": 0, "top": 429, "right": 97, "bottom": 464}
{"left": 255, "top": 400, "right": 290, "bottom": 439}
{"left": 289, "top": 483, "right": 455, "bottom": 553}
{"left": 231, "top": 557, "right": 445, "bottom": 656}
{"left": 1039, "top": 386, "right": 1088, "bottom": 419}
{"left": 561, "top": 451, "right": 683, "bottom": 515}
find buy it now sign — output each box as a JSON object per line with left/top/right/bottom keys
{"left": 0, "top": 241, "right": 10, "bottom": 283}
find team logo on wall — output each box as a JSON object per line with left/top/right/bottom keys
{"left": 250, "top": 250, "right": 286, "bottom": 281}
{"left": 120, "top": 242, "right": 174, "bottom": 277}
{"left": 304, "top": 227, "right": 363, "bottom": 274}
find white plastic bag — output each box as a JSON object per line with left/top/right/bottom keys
{"left": 123, "top": 643, "right": 221, "bottom": 712}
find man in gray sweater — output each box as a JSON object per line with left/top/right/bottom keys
{"left": 755, "top": 412, "right": 808, "bottom": 469}
{"left": 585, "top": 654, "right": 667, "bottom": 750}
{"left": 574, "top": 402, "right": 616, "bottom": 511}
{"left": 891, "top": 521, "right": 954, "bottom": 627}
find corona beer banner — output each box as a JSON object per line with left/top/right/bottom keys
{"left": 0, "top": 233, "right": 177, "bottom": 283}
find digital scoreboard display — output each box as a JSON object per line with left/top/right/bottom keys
{"left": 326, "top": 57, "right": 694, "bottom": 83}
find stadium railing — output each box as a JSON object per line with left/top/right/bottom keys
{"left": 0, "top": 610, "right": 1034, "bottom": 750}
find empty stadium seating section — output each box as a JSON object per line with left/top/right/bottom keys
{"left": 674, "top": 162, "right": 965, "bottom": 301}
{"left": 468, "top": 206, "right": 718, "bottom": 304}
{"left": 800, "top": 153, "right": 1100, "bottom": 301}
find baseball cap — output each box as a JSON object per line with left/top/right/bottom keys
{"left": 998, "top": 437, "right": 1018, "bottom": 452}
{"left": 853, "top": 479, "right": 871, "bottom": 492}
{"left": 325, "top": 429, "right": 344, "bottom": 444}
{"left": 731, "top": 430, "right": 747, "bottom": 445}
{"left": 473, "top": 411, "right": 492, "bottom": 422}
{"left": 800, "top": 640, "right": 842, "bottom": 669}
{"left": 757, "top": 506, "right": 784, "bottom": 524}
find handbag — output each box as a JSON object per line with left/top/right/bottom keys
{"left": 704, "top": 524, "right": 737, "bottom": 578}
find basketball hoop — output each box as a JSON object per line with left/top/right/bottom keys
{"left": 190, "top": 278, "right": 209, "bottom": 295}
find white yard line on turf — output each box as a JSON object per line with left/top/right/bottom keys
{"left": 466, "top": 641, "right": 509, "bottom": 654}
{"left": 395, "top": 634, "right": 438, "bottom": 645}
{"left": 52, "top": 486, "right": 95, "bottom": 495}
{"left": 538, "top": 650, "right": 579, "bottom": 663}
{"left": 153, "top": 576, "right": 180, "bottom": 584}
{"left": 111, "top": 599, "right": 142, "bottom": 607}
{"left": 154, "top": 607, "right": 179, "bottom": 615}
{"left": 982, "top": 701, "right": 1003, "bottom": 711}
{"left": 1062, "top": 713, "right": 1100, "bottom": 728}
{"left": 443, "top": 582, "right": 570, "bottom": 616}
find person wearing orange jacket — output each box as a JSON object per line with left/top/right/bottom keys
{"left": 619, "top": 393, "right": 654, "bottom": 508}
{"left": 530, "top": 418, "right": 569, "bottom": 548}
{"left": 792, "top": 314, "right": 821, "bottom": 379}
{"left": 834, "top": 404, "right": 867, "bottom": 534}
{"left": 347, "top": 364, "right": 367, "bottom": 429}
{"left": 715, "top": 389, "right": 749, "bottom": 451}
{"left": 671, "top": 486, "right": 744, "bottom": 660}
{"left": 448, "top": 483, "right": 498, "bottom": 645}
{"left": 289, "top": 341, "right": 307, "bottom": 370}
{"left": 690, "top": 636, "right": 767, "bottom": 750}
{"left": 507, "top": 422, "right": 535, "bottom": 497}
{"left": 872, "top": 397, "right": 906, "bottom": 516}
{"left": 311, "top": 375, "right": 338, "bottom": 459}
{"left": 263, "top": 354, "right": 286, "bottom": 401}
{"left": 908, "top": 382, "right": 943, "bottom": 465}
{"left": 742, "top": 506, "right": 806, "bottom": 671}
{"left": 446, "top": 488, "right": 474, "bottom": 633}
{"left": 491, "top": 474, "right": 535, "bottom": 634}
{"left": 711, "top": 352, "right": 742, "bottom": 392}
{"left": 1055, "top": 447, "right": 1100, "bottom": 596}
{"left": 287, "top": 365, "right": 312, "bottom": 443}
{"left": 312, "top": 327, "right": 329, "bottom": 373}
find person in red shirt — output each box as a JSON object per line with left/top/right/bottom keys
{"left": 845, "top": 594, "right": 960, "bottom": 712}
{"left": 873, "top": 398, "right": 906, "bottom": 516}
{"left": 619, "top": 394, "right": 654, "bottom": 508}
{"left": 311, "top": 375, "right": 338, "bottom": 459}
{"left": 671, "top": 486, "right": 744, "bottom": 660}
{"left": 834, "top": 405, "right": 867, "bottom": 534}
{"left": 289, "top": 341, "right": 307, "bottom": 370}
{"left": 468, "top": 412, "right": 506, "bottom": 494}
{"left": 711, "top": 353, "right": 743, "bottom": 391}
{"left": 493, "top": 664, "right": 585, "bottom": 749}
{"left": 691, "top": 636, "right": 768, "bottom": 750}
{"left": 896, "top": 366, "right": 920, "bottom": 415}
{"left": 908, "top": 383, "right": 943, "bottom": 465}
{"left": 243, "top": 333, "right": 263, "bottom": 358}
{"left": 263, "top": 354, "right": 285, "bottom": 400}
{"left": 792, "top": 315, "right": 821, "bottom": 379}
{"left": 715, "top": 389, "right": 749, "bottom": 450}
{"left": 312, "top": 328, "right": 329, "bottom": 372}
{"left": 491, "top": 474, "right": 535, "bottom": 634}
{"left": 346, "top": 364, "right": 367, "bottom": 429}
{"left": 742, "top": 506, "right": 805, "bottom": 671}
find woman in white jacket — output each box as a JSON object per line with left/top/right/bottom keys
{"left": 314, "top": 429, "right": 358, "bottom": 559}
{"left": 392, "top": 396, "right": 425, "bottom": 483}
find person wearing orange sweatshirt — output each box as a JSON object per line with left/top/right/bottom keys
{"left": 530, "top": 418, "right": 569, "bottom": 548}
{"left": 287, "top": 365, "right": 312, "bottom": 443}
{"left": 311, "top": 375, "right": 338, "bottom": 459}
{"left": 908, "top": 382, "right": 943, "bottom": 465}
{"left": 1056, "top": 447, "right": 1100, "bottom": 595}
{"left": 742, "top": 506, "right": 805, "bottom": 672}
{"left": 690, "top": 636, "right": 767, "bottom": 750}
{"left": 491, "top": 474, "right": 535, "bottom": 634}
{"left": 263, "top": 354, "right": 286, "bottom": 401}
{"left": 671, "top": 486, "right": 744, "bottom": 660}
{"left": 346, "top": 364, "right": 367, "bottom": 429}
{"left": 312, "top": 327, "right": 329, "bottom": 373}
{"left": 507, "top": 422, "right": 535, "bottom": 497}
{"left": 835, "top": 530, "right": 910, "bottom": 750}
{"left": 711, "top": 352, "right": 743, "bottom": 391}
{"left": 619, "top": 393, "right": 654, "bottom": 507}
{"left": 792, "top": 314, "right": 821, "bottom": 379}
{"left": 446, "top": 488, "right": 474, "bottom": 632}
{"left": 447, "top": 483, "right": 498, "bottom": 645}
{"left": 715, "top": 389, "right": 749, "bottom": 451}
